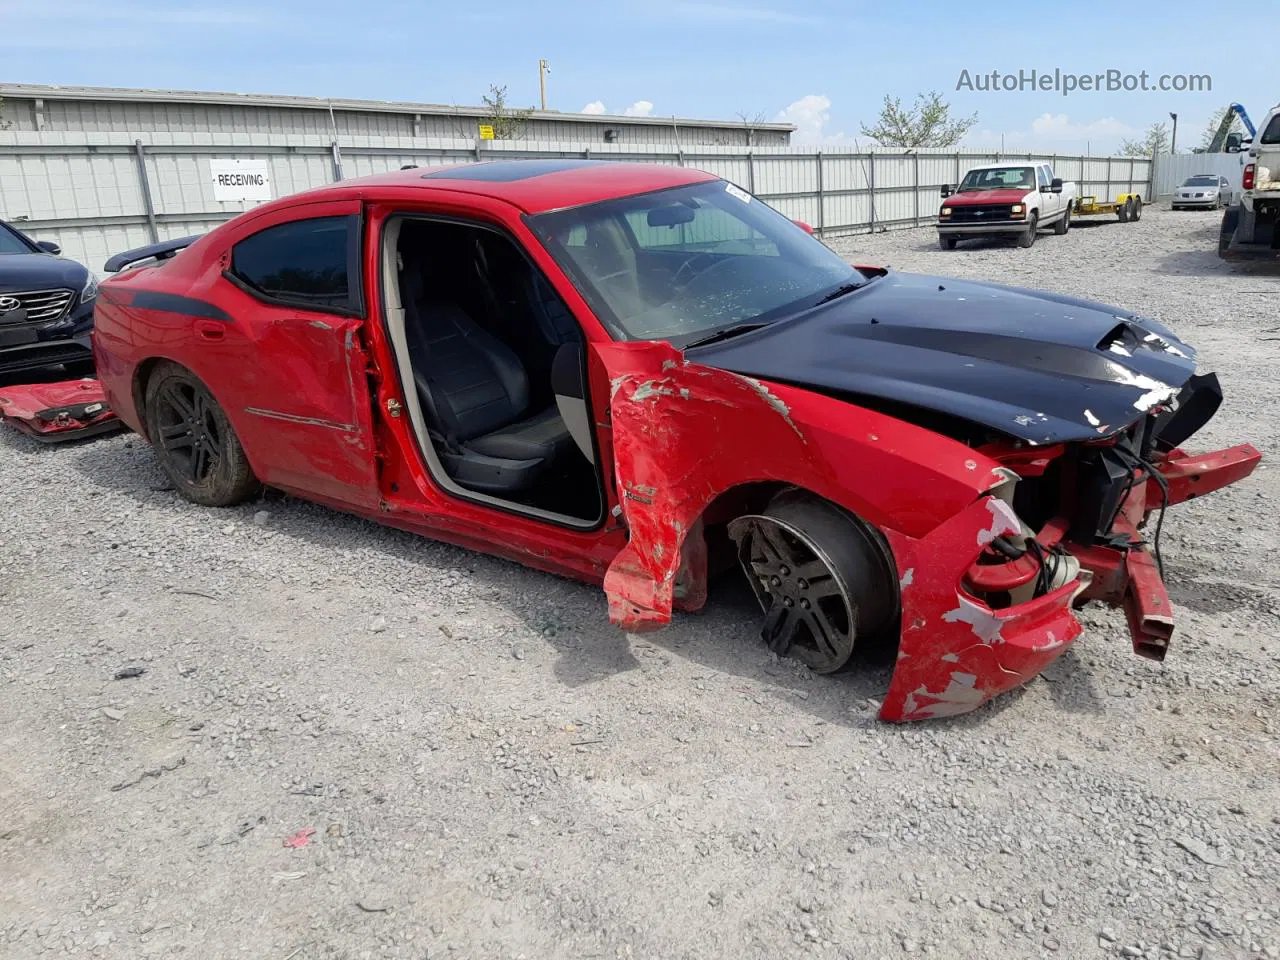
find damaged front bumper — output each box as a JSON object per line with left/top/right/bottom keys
{"left": 0, "top": 378, "right": 124, "bottom": 443}
{"left": 879, "top": 374, "right": 1261, "bottom": 723}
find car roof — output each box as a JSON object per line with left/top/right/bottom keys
{"left": 283, "top": 159, "right": 720, "bottom": 215}
{"left": 965, "top": 162, "right": 1040, "bottom": 171}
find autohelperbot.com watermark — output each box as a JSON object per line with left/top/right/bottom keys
{"left": 957, "top": 69, "right": 1212, "bottom": 96}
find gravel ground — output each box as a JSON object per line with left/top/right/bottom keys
{"left": 2, "top": 206, "right": 1278, "bottom": 960}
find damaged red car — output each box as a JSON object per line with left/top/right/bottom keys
{"left": 88, "top": 160, "right": 1260, "bottom": 722}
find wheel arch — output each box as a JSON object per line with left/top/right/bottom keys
{"left": 132, "top": 357, "right": 264, "bottom": 478}
{"left": 131, "top": 356, "right": 166, "bottom": 443}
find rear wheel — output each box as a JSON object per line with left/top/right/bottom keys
{"left": 1016, "top": 212, "right": 1039, "bottom": 247}
{"left": 1130, "top": 197, "right": 1143, "bottom": 221}
{"left": 1053, "top": 206, "right": 1072, "bottom": 235}
{"left": 1118, "top": 198, "right": 1132, "bottom": 223}
{"left": 728, "top": 491, "right": 896, "bottom": 674}
{"left": 939, "top": 235, "right": 958, "bottom": 250}
{"left": 144, "top": 362, "right": 260, "bottom": 507}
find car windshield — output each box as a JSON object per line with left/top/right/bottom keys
{"left": 1261, "top": 114, "right": 1280, "bottom": 145}
{"left": 958, "top": 167, "right": 1036, "bottom": 191}
{"left": 526, "top": 180, "right": 866, "bottom": 344}
{"left": 0, "top": 223, "right": 37, "bottom": 256}
{"left": 1183, "top": 177, "right": 1219, "bottom": 186}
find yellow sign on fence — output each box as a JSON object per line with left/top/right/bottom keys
{"left": 478, "top": 124, "right": 495, "bottom": 141}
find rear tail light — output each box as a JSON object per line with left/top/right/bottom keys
{"left": 1242, "top": 164, "right": 1256, "bottom": 191}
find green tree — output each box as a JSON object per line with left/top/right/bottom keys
{"left": 480, "top": 84, "right": 534, "bottom": 140}
{"left": 859, "top": 91, "right": 977, "bottom": 148}
{"left": 1120, "top": 122, "right": 1170, "bottom": 157}
{"left": 1198, "top": 105, "right": 1233, "bottom": 151}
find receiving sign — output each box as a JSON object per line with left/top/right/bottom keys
{"left": 209, "top": 158, "right": 273, "bottom": 204}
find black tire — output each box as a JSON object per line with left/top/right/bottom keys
{"left": 1118, "top": 199, "right": 1132, "bottom": 223}
{"left": 939, "top": 235, "right": 958, "bottom": 250}
{"left": 1218, "top": 206, "right": 1240, "bottom": 258}
{"left": 728, "top": 490, "right": 897, "bottom": 674}
{"left": 1016, "top": 212, "right": 1039, "bottom": 247}
{"left": 1053, "top": 206, "right": 1071, "bottom": 235}
{"left": 143, "top": 361, "right": 260, "bottom": 507}
{"left": 1171, "top": 204, "right": 1179, "bottom": 211}
{"left": 1130, "top": 197, "right": 1143, "bottom": 221}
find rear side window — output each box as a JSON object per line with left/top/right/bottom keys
{"left": 1261, "top": 114, "right": 1280, "bottom": 145}
{"left": 230, "top": 215, "right": 361, "bottom": 314}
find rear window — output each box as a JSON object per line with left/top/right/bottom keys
{"left": 1261, "top": 113, "right": 1280, "bottom": 145}
{"left": 230, "top": 215, "right": 360, "bottom": 313}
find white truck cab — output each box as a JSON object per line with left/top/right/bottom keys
{"left": 1219, "top": 104, "right": 1280, "bottom": 259}
{"left": 937, "top": 162, "right": 1079, "bottom": 250}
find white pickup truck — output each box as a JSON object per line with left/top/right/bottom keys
{"left": 937, "top": 162, "right": 1079, "bottom": 250}
{"left": 1219, "top": 103, "right": 1280, "bottom": 260}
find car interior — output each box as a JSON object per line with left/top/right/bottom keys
{"left": 380, "top": 216, "right": 603, "bottom": 527}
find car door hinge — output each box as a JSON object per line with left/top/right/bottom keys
{"left": 385, "top": 398, "right": 403, "bottom": 418}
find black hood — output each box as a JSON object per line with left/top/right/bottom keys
{"left": 0, "top": 252, "right": 90, "bottom": 293}
{"left": 690, "top": 272, "right": 1198, "bottom": 445}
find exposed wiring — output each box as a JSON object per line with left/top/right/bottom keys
{"left": 1113, "top": 446, "right": 1170, "bottom": 580}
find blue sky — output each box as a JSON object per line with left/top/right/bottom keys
{"left": 3, "top": 0, "right": 1269, "bottom": 153}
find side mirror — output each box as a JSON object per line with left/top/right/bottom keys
{"left": 36, "top": 240, "right": 61, "bottom": 255}
{"left": 1050, "top": 178, "right": 1063, "bottom": 193}
{"left": 791, "top": 219, "right": 815, "bottom": 235}
{"left": 940, "top": 185, "right": 953, "bottom": 198}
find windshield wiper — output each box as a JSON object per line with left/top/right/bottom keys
{"left": 813, "top": 282, "right": 863, "bottom": 305}
{"left": 682, "top": 322, "right": 772, "bottom": 349}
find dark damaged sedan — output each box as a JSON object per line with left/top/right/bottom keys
{"left": 0, "top": 219, "right": 98, "bottom": 377}
{"left": 84, "top": 161, "right": 1261, "bottom": 721}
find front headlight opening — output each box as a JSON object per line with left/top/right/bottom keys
{"left": 81, "top": 272, "right": 99, "bottom": 304}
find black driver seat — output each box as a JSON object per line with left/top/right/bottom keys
{"left": 399, "top": 258, "right": 575, "bottom": 496}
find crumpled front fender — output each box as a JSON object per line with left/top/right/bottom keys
{"left": 592, "top": 339, "right": 1005, "bottom": 633}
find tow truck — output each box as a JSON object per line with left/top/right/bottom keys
{"left": 1219, "top": 103, "right": 1280, "bottom": 260}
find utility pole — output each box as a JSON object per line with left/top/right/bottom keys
{"left": 1169, "top": 112, "right": 1178, "bottom": 154}
{"left": 538, "top": 59, "right": 550, "bottom": 111}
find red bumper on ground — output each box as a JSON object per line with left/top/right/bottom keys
{"left": 0, "top": 379, "right": 124, "bottom": 443}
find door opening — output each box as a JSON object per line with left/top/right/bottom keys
{"left": 381, "top": 215, "right": 603, "bottom": 527}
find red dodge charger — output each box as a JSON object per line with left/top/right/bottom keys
{"left": 89, "top": 159, "right": 1260, "bottom": 721}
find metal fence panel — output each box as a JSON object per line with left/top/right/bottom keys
{"left": 1152, "top": 152, "right": 1247, "bottom": 198}
{"left": 0, "top": 133, "right": 1153, "bottom": 268}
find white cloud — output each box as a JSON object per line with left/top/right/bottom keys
{"left": 579, "top": 100, "right": 656, "bottom": 117}
{"left": 966, "top": 113, "right": 1136, "bottom": 153}
{"left": 776, "top": 94, "right": 832, "bottom": 143}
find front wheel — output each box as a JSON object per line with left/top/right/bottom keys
{"left": 1016, "top": 212, "right": 1039, "bottom": 247}
{"left": 728, "top": 491, "right": 897, "bottom": 674}
{"left": 143, "top": 362, "right": 261, "bottom": 507}
{"left": 939, "top": 235, "right": 958, "bottom": 250}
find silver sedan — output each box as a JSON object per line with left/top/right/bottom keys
{"left": 1171, "top": 175, "right": 1232, "bottom": 210}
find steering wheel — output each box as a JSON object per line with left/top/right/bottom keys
{"left": 671, "top": 253, "right": 720, "bottom": 290}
